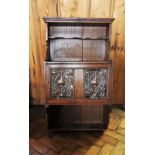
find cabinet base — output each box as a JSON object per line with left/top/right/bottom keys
{"left": 46, "top": 105, "right": 111, "bottom": 130}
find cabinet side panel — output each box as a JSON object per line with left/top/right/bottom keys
{"left": 45, "top": 65, "right": 50, "bottom": 99}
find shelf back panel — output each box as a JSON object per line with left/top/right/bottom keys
{"left": 83, "top": 40, "right": 106, "bottom": 61}
{"left": 50, "top": 39, "right": 82, "bottom": 61}
{"left": 49, "top": 24, "right": 82, "bottom": 38}
{"left": 83, "top": 25, "right": 109, "bottom": 39}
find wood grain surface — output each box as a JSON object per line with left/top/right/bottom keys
{"left": 30, "top": 0, "right": 125, "bottom": 104}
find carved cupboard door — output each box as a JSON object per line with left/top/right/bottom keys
{"left": 45, "top": 63, "right": 113, "bottom": 105}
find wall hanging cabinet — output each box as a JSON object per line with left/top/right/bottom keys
{"left": 43, "top": 17, "right": 114, "bottom": 130}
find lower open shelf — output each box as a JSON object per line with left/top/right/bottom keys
{"left": 46, "top": 105, "right": 111, "bottom": 130}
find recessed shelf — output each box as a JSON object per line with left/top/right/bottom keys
{"left": 48, "top": 37, "right": 109, "bottom": 40}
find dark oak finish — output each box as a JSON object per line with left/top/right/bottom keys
{"left": 43, "top": 17, "right": 114, "bottom": 130}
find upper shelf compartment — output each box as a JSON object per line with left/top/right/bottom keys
{"left": 44, "top": 17, "right": 114, "bottom": 40}
{"left": 48, "top": 23, "right": 109, "bottom": 39}
{"left": 44, "top": 17, "right": 115, "bottom": 62}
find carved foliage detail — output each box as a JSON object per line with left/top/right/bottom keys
{"left": 84, "top": 69, "right": 108, "bottom": 98}
{"left": 51, "top": 69, "right": 74, "bottom": 98}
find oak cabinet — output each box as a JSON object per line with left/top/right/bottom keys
{"left": 43, "top": 17, "right": 114, "bottom": 130}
